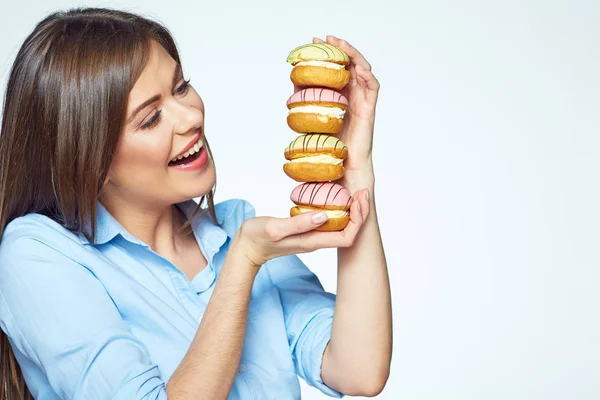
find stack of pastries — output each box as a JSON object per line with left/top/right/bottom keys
{"left": 284, "top": 43, "right": 353, "bottom": 231}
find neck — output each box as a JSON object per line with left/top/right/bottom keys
{"left": 99, "top": 194, "right": 189, "bottom": 253}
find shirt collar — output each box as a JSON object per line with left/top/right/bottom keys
{"left": 177, "top": 199, "right": 229, "bottom": 265}
{"left": 81, "top": 199, "right": 229, "bottom": 260}
{"left": 78, "top": 202, "right": 135, "bottom": 246}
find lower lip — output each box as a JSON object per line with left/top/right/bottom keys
{"left": 170, "top": 146, "right": 209, "bottom": 171}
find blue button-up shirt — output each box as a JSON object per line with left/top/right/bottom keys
{"left": 0, "top": 198, "right": 343, "bottom": 399}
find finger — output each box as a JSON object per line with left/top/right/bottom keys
{"left": 344, "top": 191, "right": 366, "bottom": 235}
{"left": 359, "top": 189, "right": 371, "bottom": 221}
{"left": 347, "top": 63, "right": 358, "bottom": 89}
{"left": 313, "top": 37, "right": 325, "bottom": 44}
{"left": 355, "top": 64, "right": 380, "bottom": 105}
{"left": 355, "top": 64, "right": 380, "bottom": 91}
{"left": 264, "top": 211, "right": 329, "bottom": 241}
{"left": 283, "top": 197, "right": 365, "bottom": 251}
{"left": 325, "top": 35, "right": 372, "bottom": 72}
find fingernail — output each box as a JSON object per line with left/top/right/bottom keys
{"left": 365, "top": 189, "right": 370, "bottom": 202}
{"left": 311, "top": 212, "right": 328, "bottom": 224}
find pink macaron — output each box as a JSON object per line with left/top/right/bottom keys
{"left": 289, "top": 182, "right": 352, "bottom": 231}
{"left": 286, "top": 88, "right": 349, "bottom": 134}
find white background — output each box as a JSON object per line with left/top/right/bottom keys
{"left": 1, "top": 0, "right": 599, "bottom": 399}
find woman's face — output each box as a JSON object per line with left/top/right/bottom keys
{"left": 104, "top": 39, "right": 215, "bottom": 208}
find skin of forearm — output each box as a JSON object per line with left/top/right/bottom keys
{"left": 323, "top": 170, "right": 393, "bottom": 396}
{"left": 166, "top": 241, "right": 257, "bottom": 399}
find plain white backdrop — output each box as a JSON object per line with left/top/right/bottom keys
{"left": 1, "top": 0, "right": 599, "bottom": 399}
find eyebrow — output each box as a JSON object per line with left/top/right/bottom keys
{"left": 127, "top": 64, "right": 183, "bottom": 124}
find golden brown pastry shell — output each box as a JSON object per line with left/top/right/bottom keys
{"left": 287, "top": 113, "right": 343, "bottom": 134}
{"left": 287, "top": 102, "right": 347, "bottom": 110}
{"left": 290, "top": 206, "right": 350, "bottom": 231}
{"left": 284, "top": 148, "right": 348, "bottom": 160}
{"left": 290, "top": 202, "right": 350, "bottom": 211}
{"left": 290, "top": 66, "right": 350, "bottom": 91}
{"left": 283, "top": 162, "right": 345, "bottom": 182}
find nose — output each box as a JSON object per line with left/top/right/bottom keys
{"left": 168, "top": 100, "right": 204, "bottom": 135}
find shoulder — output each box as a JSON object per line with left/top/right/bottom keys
{"left": 213, "top": 198, "right": 256, "bottom": 237}
{"left": 0, "top": 213, "right": 83, "bottom": 266}
{"left": 0, "top": 214, "right": 92, "bottom": 320}
{"left": 1, "top": 212, "right": 82, "bottom": 245}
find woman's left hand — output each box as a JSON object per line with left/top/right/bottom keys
{"left": 293, "top": 35, "right": 380, "bottom": 188}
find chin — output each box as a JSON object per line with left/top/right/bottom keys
{"left": 182, "top": 165, "right": 217, "bottom": 202}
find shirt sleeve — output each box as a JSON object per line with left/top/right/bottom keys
{"left": 266, "top": 254, "right": 344, "bottom": 398}
{"left": 222, "top": 198, "right": 343, "bottom": 397}
{"left": 0, "top": 234, "right": 168, "bottom": 400}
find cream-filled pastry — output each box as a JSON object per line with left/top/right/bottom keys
{"left": 289, "top": 182, "right": 352, "bottom": 231}
{"left": 286, "top": 88, "right": 348, "bottom": 134}
{"left": 286, "top": 43, "right": 350, "bottom": 90}
{"left": 283, "top": 134, "right": 348, "bottom": 182}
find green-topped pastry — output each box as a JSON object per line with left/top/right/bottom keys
{"left": 286, "top": 43, "right": 351, "bottom": 90}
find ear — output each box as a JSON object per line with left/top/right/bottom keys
{"left": 102, "top": 171, "right": 113, "bottom": 188}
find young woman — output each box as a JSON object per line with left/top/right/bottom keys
{"left": 0, "top": 7, "right": 391, "bottom": 399}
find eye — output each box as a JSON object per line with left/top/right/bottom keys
{"left": 139, "top": 78, "right": 191, "bottom": 130}
{"left": 175, "top": 78, "right": 191, "bottom": 95}
{"left": 141, "top": 110, "right": 162, "bottom": 130}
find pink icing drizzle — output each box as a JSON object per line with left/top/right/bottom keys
{"left": 290, "top": 182, "right": 352, "bottom": 208}
{"left": 286, "top": 88, "right": 349, "bottom": 106}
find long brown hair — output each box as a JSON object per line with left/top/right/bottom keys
{"left": 0, "top": 7, "right": 218, "bottom": 398}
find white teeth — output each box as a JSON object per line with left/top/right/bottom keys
{"left": 170, "top": 137, "right": 204, "bottom": 163}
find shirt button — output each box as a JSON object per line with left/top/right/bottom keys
{"left": 238, "top": 364, "right": 246, "bottom": 373}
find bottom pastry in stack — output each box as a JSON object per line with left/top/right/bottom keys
{"left": 289, "top": 182, "right": 351, "bottom": 231}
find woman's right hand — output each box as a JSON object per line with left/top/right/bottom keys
{"left": 231, "top": 188, "right": 370, "bottom": 268}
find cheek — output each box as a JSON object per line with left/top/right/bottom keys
{"left": 112, "top": 133, "right": 171, "bottom": 179}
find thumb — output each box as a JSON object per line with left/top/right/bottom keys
{"left": 269, "top": 210, "right": 329, "bottom": 240}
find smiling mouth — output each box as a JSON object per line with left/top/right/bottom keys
{"left": 169, "top": 136, "right": 204, "bottom": 167}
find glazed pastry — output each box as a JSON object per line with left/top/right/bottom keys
{"left": 290, "top": 182, "right": 351, "bottom": 231}
{"left": 287, "top": 43, "right": 351, "bottom": 90}
{"left": 286, "top": 88, "right": 348, "bottom": 134}
{"left": 284, "top": 134, "right": 348, "bottom": 182}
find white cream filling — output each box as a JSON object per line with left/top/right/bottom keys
{"left": 171, "top": 138, "right": 204, "bottom": 162}
{"left": 297, "top": 206, "right": 349, "bottom": 218}
{"left": 288, "top": 154, "right": 343, "bottom": 165}
{"left": 288, "top": 105, "right": 345, "bottom": 118}
{"left": 294, "top": 61, "right": 346, "bottom": 70}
